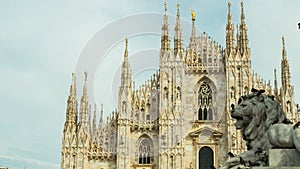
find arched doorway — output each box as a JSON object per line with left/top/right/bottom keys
{"left": 199, "top": 146, "right": 214, "bottom": 169}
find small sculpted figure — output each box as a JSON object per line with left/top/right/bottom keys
{"left": 219, "top": 89, "right": 300, "bottom": 169}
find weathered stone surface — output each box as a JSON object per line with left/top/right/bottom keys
{"left": 268, "top": 149, "right": 300, "bottom": 167}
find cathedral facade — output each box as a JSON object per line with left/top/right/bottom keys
{"left": 61, "top": 2, "right": 298, "bottom": 169}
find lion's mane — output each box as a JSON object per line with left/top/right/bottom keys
{"left": 234, "top": 93, "right": 289, "bottom": 151}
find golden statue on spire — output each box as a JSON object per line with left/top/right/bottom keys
{"left": 191, "top": 10, "right": 196, "bottom": 21}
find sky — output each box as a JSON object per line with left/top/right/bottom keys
{"left": 0, "top": 0, "right": 300, "bottom": 169}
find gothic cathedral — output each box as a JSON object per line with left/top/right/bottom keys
{"left": 61, "top": 2, "right": 298, "bottom": 169}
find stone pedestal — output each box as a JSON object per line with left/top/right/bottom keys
{"left": 269, "top": 149, "right": 300, "bottom": 166}
{"left": 253, "top": 149, "right": 300, "bottom": 169}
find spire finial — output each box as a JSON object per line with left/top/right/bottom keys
{"left": 241, "top": 1, "right": 245, "bottom": 21}
{"left": 226, "top": 0, "right": 235, "bottom": 53}
{"left": 70, "top": 73, "right": 76, "bottom": 96}
{"left": 191, "top": 9, "right": 197, "bottom": 40}
{"left": 241, "top": 1, "right": 244, "bottom": 10}
{"left": 161, "top": 1, "right": 170, "bottom": 51}
{"left": 164, "top": 2, "right": 167, "bottom": 13}
{"left": 124, "top": 38, "right": 128, "bottom": 58}
{"left": 84, "top": 72, "right": 88, "bottom": 82}
{"left": 100, "top": 103, "right": 103, "bottom": 123}
{"left": 82, "top": 72, "right": 88, "bottom": 100}
{"left": 281, "top": 36, "right": 291, "bottom": 91}
{"left": 282, "top": 35, "right": 287, "bottom": 58}
{"left": 228, "top": 1, "right": 232, "bottom": 18}
{"left": 174, "top": 1, "right": 183, "bottom": 55}
{"left": 191, "top": 10, "right": 196, "bottom": 21}
{"left": 92, "top": 104, "right": 97, "bottom": 136}
{"left": 177, "top": 2, "right": 180, "bottom": 17}
{"left": 72, "top": 73, "right": 76, "bottom": 84}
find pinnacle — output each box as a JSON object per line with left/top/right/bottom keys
{"left": 70, "top": 73, "right": 77, "bottom": 96}
{"left": 124, "top": 38, "right": 129, "bottom": 58}
{"left": 227, "top": 1, "right": 232, "bottom": 23}
{"left": 177, "top": 2, "right": 180, "bottom": 17}
{"left": 83, "top": 72, "right": 88, "bottom": 97}
{"left": 72, "top": 73, "right": 76, "bottom": 84}
{"left": 282, "top": 36, "right": 287, "bottom": 59}
{"left": 241, "top": 1, "right": 246, "bottom": 22}
{"left": 282, "top": 36, "right": 286, "bottom": 49}
{"left": 84, "top": 71, "right": 88, "bottom": 82}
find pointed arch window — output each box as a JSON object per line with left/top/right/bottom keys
{"left": 138, "top": 138, "right": 152, "bottom": 164}
{"left": 198, "top": 83, "right": 213, "bottom": 120}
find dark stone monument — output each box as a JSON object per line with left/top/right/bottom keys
{"left": 219, "top": 89, "right": 300, "bottom": 169}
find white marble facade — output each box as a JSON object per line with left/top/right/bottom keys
{"left": 60, "top": 2, "right": 298, "bottom": 169}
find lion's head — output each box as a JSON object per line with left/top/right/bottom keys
{"left": 231, "top": 89, "right": 289, "bottom": 143}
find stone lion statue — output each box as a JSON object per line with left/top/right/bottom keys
{"left": 219, "top": 89, "right": 300, "bottom": 169}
